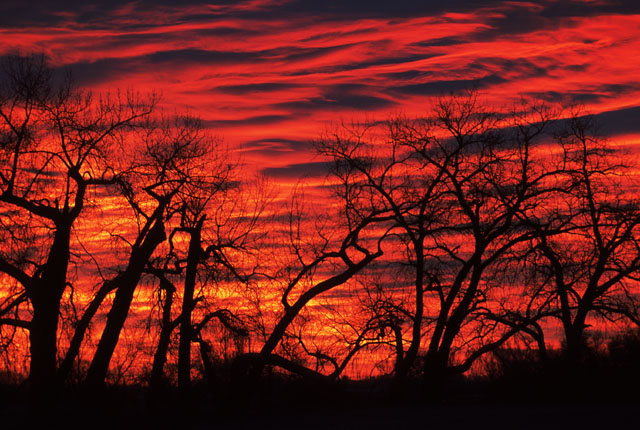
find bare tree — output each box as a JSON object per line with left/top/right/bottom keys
{"left": 522, "top": 113, "right": 640, "bottom": 365}
{"left": 314, "top": 92, "right": 571, "bottom": 391}
{"left": 315, "top": 117, "right": 449, "bottom": 379}
{"left": 148, "top": 271, "right": 180, "bottom": 389}
{"left": 413, "top": 95, "right": 566, "bottom": 386}
{"left": 231, "top": 174, "right": 389, "bottom": 380}
{"left": 84, "top": 114, "right": 229, "bottom": 388}
{"left": 0, "top": 54, "right": 153, "bottom": 404}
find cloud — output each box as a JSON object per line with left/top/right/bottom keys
{"left": 262, "top": 161, "right": 333, "bottom": 178}
{"left": 287, "top": 52, "right": 441, "bottom": 76}
{"left": 62, "top": 48, "right": 278, "bottom": 85}
{"left": 145, "top": 48, "right": 264, "bottom": 65}
{"left": 0, "top": 0, "right": 254, "bottom": 27}
{"left": 244, "top": 137, "right": 312, "bottom": 150}
{"left": 60, "top": 58, "right": 137, "bottom": 86}
{"left": 215, "top": 82, "right": 304, "bottom": 94}
{"left": 262, "top": 0, "right": 504, "bottom": 19}
{"left": 475, "top": 1, "right": 640, "bottom": 40}
{"left": 63, "top": 42, "right": 358, "bottom": 85}
{"left": 4, "top": 0, "right": 639, "bottom": 29}
{"left": 275, "top": 84, "right": 394, "bottom": 112}
{"left": 203, "top": 114, "right": 295, "bottom": 128}
{"left": 392, "top": 75, "right": 507, "bottom": 96}
{"left": 524, "top": 84, "right": 640, "bottom": 106}
{"left": 241, "top": 138, "right": 313, "bottom": 157}
{"left": 542, "top": 0, "right": 640, "bottom": 18}
{"left": 469, "top": 57, "right": 551, "bottom": 80}
{"left": 410, "top": 36, "right": 467, "bottom": 48}
{"left": 61, "top": 48, "right": 264, "bottom": 86}
{"left": 593, "top": 106, "right": 640, "bottom": 136}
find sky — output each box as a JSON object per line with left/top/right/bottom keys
{"left": 2, "top": 0, "right": 640, "bottom": 180}
{"left": 1, "top": 0, "right": 640, "bottom": 381}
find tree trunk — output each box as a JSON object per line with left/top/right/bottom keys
{"left": 29, "top": 291, "right": 62, "bottom": 406}
{"left": 261, "top": 252, "right": 379, "bottom": 358}
{"left": 395, "top": 240, "right": 424, "bottom": 379}
{"left": 178, "top": 218, "right": 204, "bottom": 397}
{"left": 197, "top": 338, "right": 217, "bottom": 399}
{"left": 563, "top": 324, "right": 586, "bottom": 365}
{"left": 85, "top": 218, "right": 165, "bottom": 388}
{"left": 392, "top": 325, "right": 404, "bottom": 375}
{"left": 58, "top": 280, "right": 116, "bottom": 383}
{"left": 423, "top": 350, "right": 448, "bottom": 398}
{"left": 28, "top": 222, "right": 71, "bottom": 408}
{"left": 150, "top": 278, "right": 177, "bottom": 389}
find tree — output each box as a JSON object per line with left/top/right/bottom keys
{"left": 0, "top": 54, "right": 153, "bottom": 404}
{"left": 315, "top": 92, "right": 569, "bottom": 391}
{"left": 523, "top": 113, "right": 640, "bottom": 365}
{"left": 231, "top": 175, "right": 389, "bottom": 380}
{"left": 84, "top": 114, "right": 230, "bottom": 388}
{"left": 173, "top": 165, "right": 263, "bottom": 398}
{"left": 315, "top": 117, "right": 448, "bottom": 379}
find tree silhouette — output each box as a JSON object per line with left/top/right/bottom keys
{"left": 230, "top": 179, "right": 389, "bottom": 379}
{"left": 522, "top": 113, "right": 640, "bottom": 365}
{"left": 0, "top": 54, "right": 153, "bottom": 406}
{"left": 314, "top": 93, "right": 579, "bottom": 389}
{"left": 84, "top": 114, "right": 232, "bottom": 388}
{"left": 315, "top": 116, "right": 448, "bottom": 379}
{"left": 1, "top": 54, "right": 639, "bottom": 413}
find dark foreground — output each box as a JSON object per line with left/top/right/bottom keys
{"left": 1, "top": 372, "right": 638, "bottom": 430}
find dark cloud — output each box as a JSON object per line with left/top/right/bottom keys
{"left": 21, "top": 167, "right": 64, "bottom": 178}
{"left": 96, "top": 27, "right": 261, "bottom": 51}
{"left": 64, "top": 46, "right": 339, "bottom": 86}
{"left": 525, "top": 91, "right": 603, "bottom": 105}
{"left": 203, "top": 114, "right": 295, "bottom": 128}
{"left": 475, "top": 1, "right": 640, "bottom": 40}
{"left": 264, "top": 0, "right": 504, "bottom": 19}
{"left": 0, "top": 0, "right": 235, "bottom": 27}
{"left": 215, "top": 82, "right": 303, "bottom": 94}
{"left": 477, "top": 6, "right": 557, "bottom": 39}
{"left": 61, "top": 48, "right": 267, "bottom": 85}
{"left": 275, "top": 84, "right": 394, "bottom": 112}
{"left": 542, "top": 0, "right": 640, "bottom": 18}
{"left": 0, "top": 0, "right": 493, "bottom": 28}
{"left": 410, "top": 36, "right": 467, "bottom": 48}
{"left": 525, "top": 84, "right": 640, "bottom": 105}
{"left": 244, "top": 138, "right": 312, "bottom": 151}
{"left": 470, "top": 57, "right": 551, "bottom": 79}
{"left": 146, "top": 44, "right": 353, "bottom": 66}
{"left": 300, "top": 27, "right": 377, "bottom": 43}
{"left": 593, "top": 106, "right": 640, "bottom": 136}
{"left": 2, "top": 0, "right": 638, "bottom": 29}
{"left": 279, "top": 43, "right": 357, "bottom": 63}
{"left": 288, "top": 52, "right": 440, "bottom": 77}
{"left": 382, "top": 70, "right": 432, "bottom": 81}
{"left": 191, "top": 26, "right": 262, "bottom": 37}
{"left": 241, "top": 138, "right": 313, "bottom": 157}
{"left": 501, "top": 105, "right": 640, "bottom": 141}
{"left": 62, "top": 58, "right": 138, "bottom": 86}
{"left": 276, "top": 94, "right": 393, "bottom": 112}
{"left": 262, "top": 161, "right": 333, "bottom": 179}
{"left": 392, "top": 75, "right": 507, "bottom": 96}
{"left": 383, "top": 58, "right": 550, "bottom": 93}
{"left": 146, "top": 48, "right": 263, "bottom": 65}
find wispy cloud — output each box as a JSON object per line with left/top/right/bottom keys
{"left": 2, "top": 0, "right": 639, "bottom": 181}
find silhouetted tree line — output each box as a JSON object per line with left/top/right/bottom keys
{"left": 1, "top": 55, "right": 639, "bottom": 412}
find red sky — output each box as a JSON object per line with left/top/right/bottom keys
{"left": 2, "top": 0, "right": 640, "bottom": 180}
{"left": 2, "top": 0, "right": 640, "bottom": 380}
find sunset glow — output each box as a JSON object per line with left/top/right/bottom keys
{"left": 3, "top": 0, "right": 640, "bottom": 173}
{"left": 2, "top": 1, "right": 640, "bottom": 419}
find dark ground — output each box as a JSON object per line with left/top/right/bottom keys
{"left": 1, "top": 373, "right": 638, "bottom": 430}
